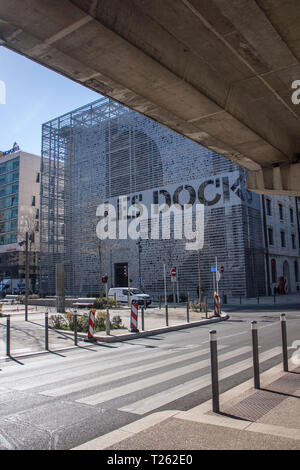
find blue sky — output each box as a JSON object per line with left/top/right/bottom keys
{"left": 0, "top": 47, "right": 100, "bottom": 156}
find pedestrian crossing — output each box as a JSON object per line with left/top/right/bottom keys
{"left": 1, "top": 342, "right": 284, "bottom": 417}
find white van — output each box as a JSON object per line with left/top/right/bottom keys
{"left": 109, "top": 287, "right": 152, "bottom": 306}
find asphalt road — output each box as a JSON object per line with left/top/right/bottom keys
{"left": 0, "top": 305, "right": 299, "bottom": 450}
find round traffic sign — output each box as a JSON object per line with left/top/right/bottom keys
{"left": 171, "top": 268, "right": 177, "bottom": 277}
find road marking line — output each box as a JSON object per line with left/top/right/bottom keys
{"left": 12, "top": 344, "right": 214, "bottom": 391}
{"left": 119, "top": 347, "right": 281, "bottom": 415}
{"left": 76, "top": 346, "right": 256, "bottom": 406}
{"left": 40, "top": 345, "right": 231, "bottom": 397}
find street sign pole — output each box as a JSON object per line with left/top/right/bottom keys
{"left": 164, "top": 264, "right": 167, "bottom": 306}
{"left": 171, "top": 267, "right": 177, "bottom": 308}
{"left": 215, "top": 256, "right": 218, "bottom": 295}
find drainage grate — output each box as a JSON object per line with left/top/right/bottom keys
{"left": 224, "top": 391, "right": 285, "bottom": 422}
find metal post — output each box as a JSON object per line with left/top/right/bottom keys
{"left": 163, "top": 264, "right": 167, "bottom": 307}
{"left": 25, "top": 232, "right": 29, "bottom": 322}
{"left": 173, "top": 281, "right": 176, "bottom": 309}
{"left": 186, "top": 299, "right": 190, "bottom": 323}
{"left": 165, "top": 303, "right": 169, "bottom": 327}
{"left": 159, "top": 295, "right": 161, "bottom": 310}
{"left": 6, "top": 315, "right": 10, "bottom": 357}
{"left": 106, "top": 282, "right": 110, "bottom": 335}
{"left": 141, "top": 306, "right": 145, "bottom": 331}
{"left": 209, "top": 330, "right": 219, "bottom": 413}
{"left": 45, "top": 312, "right": 49, "bottom": 351}
{"left": 280, "top": 313, "right": 288, "bottom": 372}
{"left": 257, "top": 295, "right": 259, "bottom": 305}
{"left": 74, "top": 313, "right": 78, "bottom": 346}
{"left": 251, "top": 321, "right": 260, "bottom": 389}
{"left": 205, "top": 296, "right": 208, "bottom": 319}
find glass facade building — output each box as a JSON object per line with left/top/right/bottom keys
{"left": 40, "top": 98, "right": 267, "bottom": 298}
{"left": 0, "top": 150, "right": 40, "bottom": 293}
{"left": 0, "top": 156, "right": 19, "bottom": 246}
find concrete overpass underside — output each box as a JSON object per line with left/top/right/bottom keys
{"left": 1, "top": 0, "right": 300, "bottom": 195}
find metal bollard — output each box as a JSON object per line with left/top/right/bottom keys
{"left": 209, "top": 330, "right": 220, "bottom": 413}
{"left": 6, "top": 315, "right": 11, "bottom": 357}
{"left": 74, "top": 313, "right": 78, "bottom": 346}
{"left": 141, "top": 306, "right": 145, "bottom": 331}
{"left": 186, "top": 300, "right": 190, "bottom": 323}
{"left": 106, "top": 306, "right": 110, "bottom": 335}
{"left": 165, "top": 304, "right": 169, "bottom": 327}
{"left": 45, "top": 312, "right": 49, "bottom": 351}
{"left": 251, "top": 321, "right": 260, "bottom": 389}
{"left": 280, "top": 313, "right": 288, "bottom": 372}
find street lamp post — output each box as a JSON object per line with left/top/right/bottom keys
{"left": 19, "top": 232, "right": 30, "bottom": 322}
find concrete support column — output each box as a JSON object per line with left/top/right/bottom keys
{"left": 56, "top": 263, "right": 65, "bottom": 313}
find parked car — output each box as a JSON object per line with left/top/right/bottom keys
{"left": 108, "top": 287, "right": 152, "bottom": 306}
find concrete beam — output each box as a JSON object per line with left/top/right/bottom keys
{"left": 246, "top": 163, "right": 300, "bottom": 196}
{"left": 0, "top": 0, "right": 300, "bottom": 194}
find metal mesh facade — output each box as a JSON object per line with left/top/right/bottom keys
{"left": 40, "top": 97, "right": 266, "bottom": 298}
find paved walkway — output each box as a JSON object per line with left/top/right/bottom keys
{"left": 0, "top": 304, "right": 225, "bottom": 358}
{"left": 74, "top": 362, "right": 300, "bottom": 450}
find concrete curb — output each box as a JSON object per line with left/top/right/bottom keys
{"left": 58, "top": 314, "right": 229, "bottom": 343}
{"left": 73, "top": 362, "right": 300, "bottom": 450}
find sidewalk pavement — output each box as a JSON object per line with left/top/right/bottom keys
{"left": 222, "top": 293, "right": 300, "bottom": 306}
{"left": 73, "top": 362, "right": 300, "bottom": 450}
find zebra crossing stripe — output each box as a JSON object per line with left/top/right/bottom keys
{"left": 12, "top": 343, "right": 215, "bottom": 391}
{"left": 40, "top": 345, "right": 231, "bottom": 397}
{"left": 119, "top": 346, "right": 282, "bottom": 415}
{"left": 76, "top": 345, "right": 257, "bottom": 406}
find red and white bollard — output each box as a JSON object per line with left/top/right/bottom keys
{"left": 86, "top": 309, "right": 97, "bottom": 342}
{"left": 214, "top": 294, "right": 220, "bottom": 317}
{"left": 130, "top": 303, "right": 139, "bottom": 332}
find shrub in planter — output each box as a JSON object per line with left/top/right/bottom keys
{"left": 49, "top": 314, "right": 68, "bottom": 330}
{"left": 93, "top": 297, "right": 117, "bottom": 309}
{"left": 111, "top": 315, "right": 122, "bottom": 329}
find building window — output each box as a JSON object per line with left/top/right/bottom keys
{"left": 36, "top": 172, "right": 40, "bottom": 183}
{"left": 281, "top": 231, "right": 286, "bottom": 247}
{"left": 31, "top": 196, "right": 36, "bottom": 206}
{"left": 271, "top": 259, "right": 277, "bottom": 283}
{"left": 290, "top": 208, "right": 294, "bottom": 223}
{"left": 279, "top": 203, "right": 283, "bottom": 220}
{"left": 295, "top": 261, "right": 299, "bottom": 283}
{"left": 35, "top": 208, "right": 39, "bottom": 219}
{"left": 268, "top": 227, "right": 274, "bottom": 245}
{"left": 292, "top": 233, "right": 296, "bottom": 249}
{"left": 266, "top": 199, "right": 271, "bottom": 216}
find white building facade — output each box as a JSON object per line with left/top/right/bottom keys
{"left": 262, "top": 195, "right": 300, "bottom": 294}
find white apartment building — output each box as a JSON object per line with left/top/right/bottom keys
{"left": 262, "top": 195, "right": 300, "bottom": 294}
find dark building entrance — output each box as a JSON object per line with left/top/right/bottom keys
{"left": 114, "top": 263, "right": 128, "bottom": 287}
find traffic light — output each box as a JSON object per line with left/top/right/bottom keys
{"left": 102, "top": 275, "right": 108, "bottom": 283}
